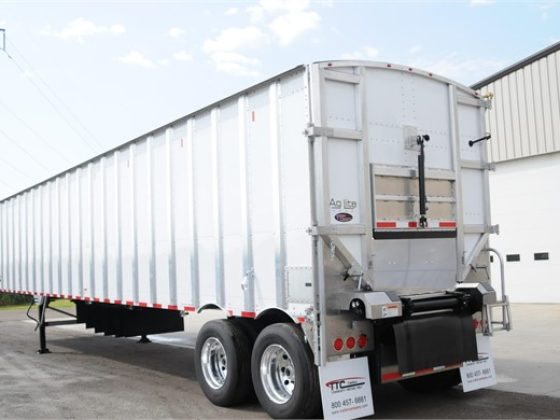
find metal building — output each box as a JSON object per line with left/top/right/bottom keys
{"left": 473, "top": 41, "right": 560, "bottom": 303}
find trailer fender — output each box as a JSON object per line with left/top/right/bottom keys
{"left": 255, "top": 308, "right": 297, "bottom": 325}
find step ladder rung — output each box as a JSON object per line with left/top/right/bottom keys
{"left": 483, "top": 248, "right": 513, "bottom": 336}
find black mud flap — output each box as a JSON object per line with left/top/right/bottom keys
{"left": 393, "top": 314, "right": 477, "bottom": 373}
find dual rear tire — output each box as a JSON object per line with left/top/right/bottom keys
{"left": 194, "top": 319, "right": 253, "bottom": 406}
{"left": 251, "top": 323, "right": 321, "bottom": 419}
{"left": 195, "top": 320, "right": 321, "bottom": 418}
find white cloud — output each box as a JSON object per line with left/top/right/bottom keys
{"left": 245, "top": 0, "right": 321, "bottom": 46}
{"left": 40, "top": 18, "right": 125, "bottom": 42}
{"left": 537, "top": 1, "right": 554, "bottom": 20}
{"left": 411, "top": 53, "right": 504, "bottom": 84}
{"left": 203, "top": 26, "right": 268, "bottom": 53}
{"left": 469, "top": 0, "right": 494, "bottom": 5}
{"left": 409, "top": 45, "right": 422, "bottom": 55}
{"left": 269, "top": 10, "right": 320, "bottom": 46}
{"left": 247, "top": 0, "right": 312, "bottom": 22}
{"left": 159, "top": 59, "right": 171, "bottom": 66}
{"left": 117, "top": 51, "right": 157, "bottom": 69}
{"left": 168, "top": 27, "right": 185, "bottom": 38}
{"left": 246, "top": 5, "right": 265, "bottom": 22}
{"left": 173, "top": 50, "right": 193, "bottom": 62}
{"left": 205, "top": 1, "right": 321, "bottom": 73}
{"left": 341, "top": 46, "right": 380, "bottom": 60}
{"left": 225, "top": 7, "right": 238, "bottom": 16}
{"left": 209, "top": 51, "right": 261, "bottom": 77}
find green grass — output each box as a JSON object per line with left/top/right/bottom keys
{"left": 0, "top": 297, "right": 75, "bottom": 311}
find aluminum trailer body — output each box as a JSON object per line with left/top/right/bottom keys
{"left": 0, "top": 61, "right": 510, "bottom": 418}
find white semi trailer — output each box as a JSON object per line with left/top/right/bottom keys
{"left": 0, "top": 61, "right": 511, "bottom": 418}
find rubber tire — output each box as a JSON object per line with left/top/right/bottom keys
{"left": 251, "top": 323, "right": 321, "bottom": 419}
{"left": 230, "top": 317, "right": 265, "bottom": 345}
{"left": 195, "top": 319, "right": 252, "bottom": 406}
{"left": 399, "top": 369, "right": 461, "bottom": 393}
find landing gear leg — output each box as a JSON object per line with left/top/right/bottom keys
{"left": 37, "top": 297, "right": 51, "bottom": 354}
{"left": 138, "top": 335, "right": 151, "bottom": 344}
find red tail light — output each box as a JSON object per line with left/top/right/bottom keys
{"left": 333, "top": 338, "right": 343, "bottom": 351}
{"left": 358, "top": 334, "right": 367, "bottom": 348}
{"left": 346, "top": 337, "right": 356, "bottom": 349}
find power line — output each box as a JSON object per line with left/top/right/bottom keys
{"left": 0, "top": 98, "right": 74, "bottom": 165}
{"left": 0, "top": 127, "right": 52, "bottom": 172}
{"left": 2, "top": 43, "right": 100, "bottom": 154}
{"left": 7, "top": 39, "right": 105, "bottom": 150}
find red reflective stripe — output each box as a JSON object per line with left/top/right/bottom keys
{"left": 415, "top": 368, "right": 434, "bottom": 376}
{"left": 184, "top": 306, "right": 196, "bottom": 312}
{"left": 114, "top": 299, "right": 122, "bottom": 305}
{"left": 376, "top": 222, "right": 397, "bottom": 228}
{"left": 74, "top": 296, "right": 82, "bottom": 301}
{"left": 297, "top": 316, "right": 306, "bottom": 323}
{"left": 103, "top": 298, "right": 111, "bottom": 304}
{"left": 408, "top": 221, "right": 418, "bottom": 228}
{"left": 241, "top": 311, "right": 256, "bottom": 318}
{"left": 153, "top": 303, "right": 162, "bottom": 309}
{"left": 382, "top": 372, "right": 401, "bottom": 381}
{"left": 84, "top": 297, "right": 91, "bottom": 302}
{"left": 139, "top": 302, "right": 148, "bottom": 307}
{"left": 93, "top": 298, "right": 100, "bottom": 303}
{"left": 126, "top": 301, "right": 134, "bottom": 306}
{"left": 439, "top": 221, "right": 456, "bottom": 228}
{"left": 168, "top": 305, "right": 178, "bottom": 310}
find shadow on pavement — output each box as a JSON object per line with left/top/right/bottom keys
{"left": 50, "top": 333, "right": 198, "bottom": 381}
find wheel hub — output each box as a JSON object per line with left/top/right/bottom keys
{"left": 200, "top": 337, "right": 227, "bottom": 390}
{"left": 260, "top": 344, "right": 295, "bottom": 404}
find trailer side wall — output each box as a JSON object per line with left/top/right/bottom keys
{"left": 0, "top": 68, "right": 313, "bottom": 318}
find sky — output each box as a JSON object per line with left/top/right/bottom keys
{"left": 0, "top": 0, "right": 558, "bottom": 199}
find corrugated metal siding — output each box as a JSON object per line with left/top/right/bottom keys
{"left": 0, "top": 67, "right": 312, "bottom": 316}
{"left": 479, "top": 50, "right": 560, "bottom": 162}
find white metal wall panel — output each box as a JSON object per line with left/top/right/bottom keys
{"left": 217, "top": 101, "right": 244, "bottom": 311}
{"left": 0, "top": 67, "right": 311, "bottom": 318}
{"left": 489, "top": 152, "right": 560, "bottom": 302}
{"left": 480, "top": 50, "right": 560, "bottom": 162}
{"left": 279, "top": 72, "right": 312, "bottom": 268}
{"left": 366, "top": 69, "right": 453, "bottom": 171}
{"left": 365, "top": 67, "right": 471, "bottom": 292}
{"left": 247, "top": 87, "right": 278, "bottom": 310}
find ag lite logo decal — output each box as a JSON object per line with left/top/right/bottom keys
{"left": 330, "top": 198, "right": 357, "bottom": 223}
{"left": 334, "top": 212, "right": 353, "bottom": 222}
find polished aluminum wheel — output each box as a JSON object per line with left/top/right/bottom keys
{"left": 200, "top": 337, "right": 227, "bottom": 390}
{"left": 259, "top": 344, "right": 295, "bottom": 404}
